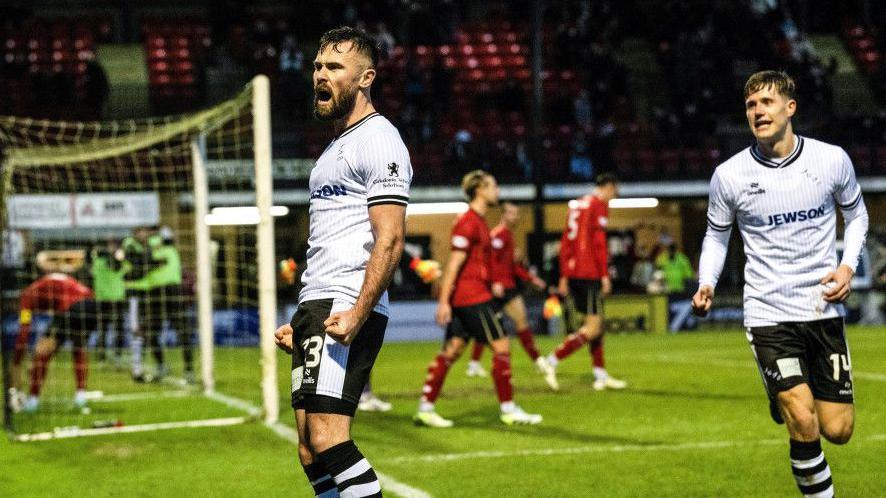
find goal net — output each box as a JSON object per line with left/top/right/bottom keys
{"left": 0, "top": 76, "right": 279, "bottom": 440}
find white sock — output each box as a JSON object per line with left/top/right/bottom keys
{"left": 593, "top": 367, "right": 608, "bottom": 381}
{"left": 547, "top": 354, "right": 559, "bottom": 367}
{"left": 131, "top": 336, "right": 144, "bottom": 375}
{"left": 500, "top": 401, "right": 516, "bottom": 413}
{"left": 419, "top": 401, "right": 435, "bottom": 412}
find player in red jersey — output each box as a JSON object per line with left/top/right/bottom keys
{"left": 414, "top": 170, "right": 542, "bottom": 427}
{"left": 465, "top": 202, "right": 559, "bottom": 389}
{"left": 11, "top": 272, "right": 97, "bottom": 412}
{"left": 543, "top": 173, "right": 628, "bottom": 391}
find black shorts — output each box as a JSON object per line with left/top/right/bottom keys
{"left": 493, "top": 287, "right": 522, "bottom": 311}
{"left": 290, "top": 299, "right": 387, "bottom": 417}
{"left": 747, "top": 317, "right": 853, "bottom": 404}
{"left": 50, "top": 299, "right": 98, "bottom": 346}
{"left": 444, "top": 301, "right": 507, "bottom": 344}
{"left": 568, "top": 279, "right": 603, "bottom": 315}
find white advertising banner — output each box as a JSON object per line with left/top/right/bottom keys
{"left": 7, "top": 192, "right": 160, "bottom": 229}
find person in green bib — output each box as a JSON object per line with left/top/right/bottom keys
{"left": 124, "top": 226, "right": 193, "bottom": 382}
{"left": 655, "top": 242, "right": 696, "bottom": 296}
{"left": 143, "top": 227, "right": 192, "bottom": 382}
{"left": 89, "top": 239, "right": 131, "bottom": 365}
{"left": 122, "top": 226, "right": 158, "bottom": 381}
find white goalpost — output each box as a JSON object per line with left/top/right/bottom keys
{"left": 1, "top": 75, "right": 280, "bottom": 439}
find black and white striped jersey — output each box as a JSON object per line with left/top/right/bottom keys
{"left": 699, "top": 135, "right": 869, "bottom": 327}
{"left": 299, "top": 112, "right": 412, "bottom": 316}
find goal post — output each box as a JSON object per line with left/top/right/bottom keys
{"left": 0, "top": 75, "right": 279, "bottom": 438}
{"left": 252, "top": 75, "right": 279, "bottom": 425}
{"left": 189, "top": 133, "right": 214, "bottom": 394}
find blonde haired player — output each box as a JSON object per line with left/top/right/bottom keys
{"left": 414, "top": 170, "right": 542, "bottom": 428}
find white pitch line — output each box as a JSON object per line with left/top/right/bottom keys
{"left": 854, "top": 371, "right": 886, "bottom": 382}
{"left": 267, "top": 421, "right": 432, "bottom": 498}
{"left": 638, "top": 354, "right": 886, "bottom": 382}
{"left": 205, "top": 390, "right": 262, "bottom": 417}
{"left": 207, "top": 393, "right": 432, "bottom": 498}
{"left": 15, "top": 416, "right": 250, "bottom": 442}
{"left": 385, "top": 434, "right": 886, "bottom": 465}
{"left": 90, "top": 390, "right": 196, "bottom": 403}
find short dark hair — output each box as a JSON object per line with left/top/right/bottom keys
{"left": 596, "top": 173, "right": 618, "bottom": 187}
{"left": 319, "top": 26, "right": 379, "bottom": 68}
{"left": 744, "top": 70, "right": 795, "bottom": 100}
{"left": 461, "top": 169, "right": 491, "bottom": 200}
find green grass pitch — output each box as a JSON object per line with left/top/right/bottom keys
{"left": 3, "top": 326, "right": 884, "bottom": 497}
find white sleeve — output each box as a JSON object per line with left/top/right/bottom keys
{"left": 698, "top": 169, "right": 735, "bottom": 289}
{"left": 834, "top": 150, "right": 869, "bottom": 271}
{"left": 359, "top": 131, "right": 413, "bottom": 208}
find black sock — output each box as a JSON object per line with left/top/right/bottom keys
{"left": 303, "top": 462, "right": 338, "bottom": 497}
{"left": 790, "top": 439, "right": 833, "bottom": 497}
{"left": 318, "top": 440, "right": 382, "bottom": 497}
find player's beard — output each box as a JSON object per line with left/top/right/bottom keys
{"left": 313, "top": 83, "right": 358, "bottom": 122}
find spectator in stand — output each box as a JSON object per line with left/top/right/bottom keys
{"left": 373, "top": 22, "right": 396, "bottom": 60}
{"left": 403, "top": 61, "right": 427, "bottom": 107}
{"left": 82, "top": 54, "right": 110, "bottom": 121}
{"left": 280, "top": 35, "right": 305, "bottom": 73}
{"left": 569, "top": 131, "right": 593, "bottom": 180}
{"left": 430, "top": 58, "right": 454, "bottom": 112}
{"left": 446, "top": 129, "right": 475, "bottom": 174}
{"left": 574, "top": 89, "right": 593, "bottom": 131}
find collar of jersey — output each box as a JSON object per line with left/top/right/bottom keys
{"left": 750, "top": 135, "right": 804, "bottom": 169}
{"left": 335, "top": 112, "right": 381, "bottom": 141}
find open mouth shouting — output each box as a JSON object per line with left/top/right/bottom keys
{"left": 315, "top": 86, "right": 333, "bottom": 104}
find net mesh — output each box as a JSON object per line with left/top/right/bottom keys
{"left": 1, "top": 81, "right": 267, "bottom": 436}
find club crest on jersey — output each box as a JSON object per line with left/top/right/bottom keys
{"left": 388, "top": 162, "right": 399, "bottom": 177}
{"left": 801, "top": 168, "right": 821, "bottom": 185}
{"left": 748, "top": 182, "right": 766, "bottom": 195}
{"left": 766, "top": 204, "right": 826, "bottom": 226}
{"left": 310, "top": 184, "right": 349, "bottom": 199}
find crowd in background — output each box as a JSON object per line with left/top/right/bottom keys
{"left": 3, "top": 1, "right": 886, "bottom": 181}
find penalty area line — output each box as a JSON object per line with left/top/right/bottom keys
{"left": 209, "top": 392, "right": 433, "bottom": 498}
{"left": 267, "top": 421, "right": 432, "bottom": 498}
{"left": 384, "top": 433, "right": 886, "bottom": 465}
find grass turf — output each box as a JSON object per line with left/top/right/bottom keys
{"left": 3, "top": 326, "right": 884, "bottom": 497}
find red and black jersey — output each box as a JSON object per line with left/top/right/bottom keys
{"left": 559, "top": 194, "right": 609, "bottom": 280}
{"left": 18, "top": 273, "right": 94, "bottom": 340}
{"left": 20, "top": 273, "right": 93, "bottom": 315}
{"left": 490, "top": 224, "right": 532, "bottom": 290}
{"left": 450, "top": 209, "right": 493, "bottom": 307}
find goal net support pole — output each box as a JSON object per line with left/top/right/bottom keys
{"left": 191, "top": 134, "right": 215, "bottom": 394}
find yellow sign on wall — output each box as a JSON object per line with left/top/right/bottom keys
{"left": 603, "top": 294, "right": 668, "bottom": 334}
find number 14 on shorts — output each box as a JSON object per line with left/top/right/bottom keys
{"left": 828, "top": 353, "right": 850, "bottom": 381}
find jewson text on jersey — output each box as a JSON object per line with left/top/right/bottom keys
{"left": 767, "top": 205, "right": 826, "bottom": 226}
{"left": 310, "top": 184, "right": 349, "bottom": 199}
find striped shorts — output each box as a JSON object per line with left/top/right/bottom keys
{"left": 290, "top": 299, "right": 387, "bottom": 416}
